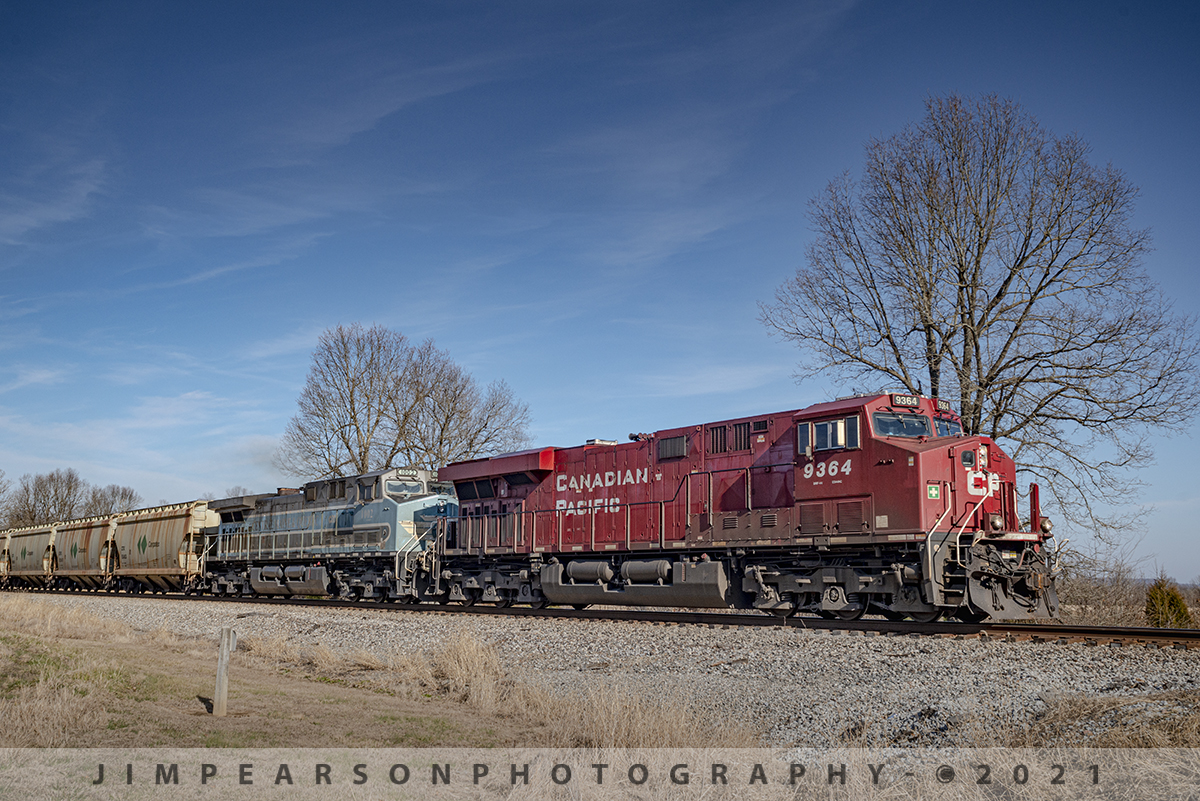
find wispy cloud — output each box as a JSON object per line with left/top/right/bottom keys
{"left": 0, "top": 367, "right": 68, "bottom": 394}
{"left": 243, "top": 326, "right": 326, "bottom": 361}
{"left": 0, "top": 157, "right": 105, "bottom": 244}
{"left": 142, "top": 189, "right": 334, "bottom": 240}
{"left": 634, "top": 363, "right": 789, "bottom": 399}
{"left": 233, "top": 34, "right": 522, "bottom": 165}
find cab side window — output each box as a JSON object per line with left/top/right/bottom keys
{"left": 800, "top": 415, "right": 860, "bottom": 453}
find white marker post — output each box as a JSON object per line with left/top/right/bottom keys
{"left": 214, "top": 626, "right": 237, "bottom": 716}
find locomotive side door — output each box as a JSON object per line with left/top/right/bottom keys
{"left": 949, "top": 441, "right": 994, "bottom": 532}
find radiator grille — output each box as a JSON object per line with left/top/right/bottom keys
{"left": 732, "top": 422, "right": 751, "bottom": 451}
{"left": 760, "top": 513, "right": 778, "bottom": 527}
{"left": 799, "top": 504, "right": 824, "bottom": 535}
{"left": 722, "top": 516, "right": 738, "bottom": 530}
{"left": 837, "top": 501, "right": 865, "bottom": 533}
{"left": 658, "top": 435, "right": 687, "bottom": 459}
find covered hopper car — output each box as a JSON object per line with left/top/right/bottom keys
{"left": 0, "top": 502, "right": 217, "bottom": 593}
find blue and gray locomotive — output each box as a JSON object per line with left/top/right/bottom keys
{"left": 195, "top": 467, "right": 456, "bottom": 600}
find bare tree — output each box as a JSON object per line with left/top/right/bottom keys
{"left": 761, "top": 94, "right": 1199, "bottom": 535}
{"left": 224, "top": 485, "right": 255, "bottom": 497}
{"left": 274, "top": 323, "right": 532, "bottom": 479}
{"left": 408, "top": 363, "right": 532, "bottom": 470}
{"left": 275, "top": 324, "right": 417, "bottom": 478}
{"left": 83, "top": 484, "right": 143, "bottom": 516}
{"left": 3, "top": 468, "right": 90, "bottom": 527}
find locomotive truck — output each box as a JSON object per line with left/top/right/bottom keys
{"left": 0, "top": 393, "right": 1059, "bottom": 621}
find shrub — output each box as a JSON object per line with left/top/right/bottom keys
{"left": 1145, "top": 575, "right": 1195, "bottom": 628}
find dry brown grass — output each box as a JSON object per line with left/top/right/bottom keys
{"left": 239, "top": 632, "right": 301, "bottom": 663}
{"left": 2, "top": 671, "right": 108, "bottom": 747}
{"left": 537, "top": 682, "right": 760, "bottom": 748}
{"left": 0, "top": 631, "right": 127, "bottom": 747}
{"left": 12, "top": 594, "right": 1195, "bottom": 753}
{"left": 235, "top": 628, "right": 761, "bottom": 747}
{"left": 0, "top": 594, "right": 132, "bottom": 641}
{"left": 1015, "top": 690, "right": 1200, "bottom": 747}
{"left": 1054, "top": 558, "right": 1148, "bottom": 626}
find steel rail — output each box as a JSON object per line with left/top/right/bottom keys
{"left": 11, "top": 587, "right": 1198, "bottom": 646}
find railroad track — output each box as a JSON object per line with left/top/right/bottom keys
{"left": 17, "top": 587, "right": 1200, "bottom": 649}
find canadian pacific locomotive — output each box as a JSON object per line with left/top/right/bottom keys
{"left": 0, "top": 393, "right": 1059, "bottom": 621}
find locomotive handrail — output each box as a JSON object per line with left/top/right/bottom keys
{"left": 445, "top": 459, "right": 801, "bottom": 558}
{"left": 923, "top": 482, "right": 953, "bottom": 602}
{"left": 442, "top": 460, "right": 797, "bottom": 558}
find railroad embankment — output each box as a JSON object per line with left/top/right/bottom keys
{"left": 2, "top": 592, "right": 1198, "bottom": 748}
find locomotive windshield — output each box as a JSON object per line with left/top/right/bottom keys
{"left": 873, "top": 412, "right": 932, "bottom": 438}
{"left": 934, "top": 418, "right": 963, "bottom": 437}
{"left": 385, "top": 480, "right": 424, "bottom": 500}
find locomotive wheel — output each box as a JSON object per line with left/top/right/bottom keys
{"left": 527, "top": 598, "right": 549, "bottom": 609}
{"left": 832, "top": 595, "right": 868, "bottom": 621}
{"left": 954, "top": 607, "right": 988, "bottom": 623}
{"left": 907, "top": 609, "right": 942, "bottom": 623}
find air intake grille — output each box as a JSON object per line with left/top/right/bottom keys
{"left": 722, "top": 516, "right": 738, "bottom": 530}
{"left": 799, "top": 504, "right": 824, "bottom": 535}
{"left": 658, "top": 435, "right": 687, "bottom": 460}
{"left": 732, "top": 422, "right": 751, "bottom": 451}
{"left": 761, "top": 513, "right": 778, "bottom": 527}
{"left": 837, "top": 501, "right": 865, "bottom": 533}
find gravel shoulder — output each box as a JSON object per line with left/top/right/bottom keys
{"left": 20, "top": 593, "right": 1200, "bottom": 747}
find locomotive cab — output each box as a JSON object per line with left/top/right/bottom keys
{"left": 794, "top": 393, "right": 1057, "bottom": 620}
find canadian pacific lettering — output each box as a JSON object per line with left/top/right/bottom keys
{"left": 555, "top": 468, "right": 648, "bottom": 515}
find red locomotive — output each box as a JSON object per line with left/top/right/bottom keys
{"left": 435, "top": 393, "right": 1058, "bottom": 620}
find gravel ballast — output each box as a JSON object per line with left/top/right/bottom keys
{"left": 24, "top": 594, "right": 1200, "bottom": 747}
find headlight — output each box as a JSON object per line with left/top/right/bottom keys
{"left": 989, "top": 514, "right": 1003, "bottom": 531}
{"left": 1039, "top": 517, "right": 1053, "bottom": 535}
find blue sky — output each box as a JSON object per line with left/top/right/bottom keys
{"left": 2, "top": 1, "right": 1198, "bottom": 577}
